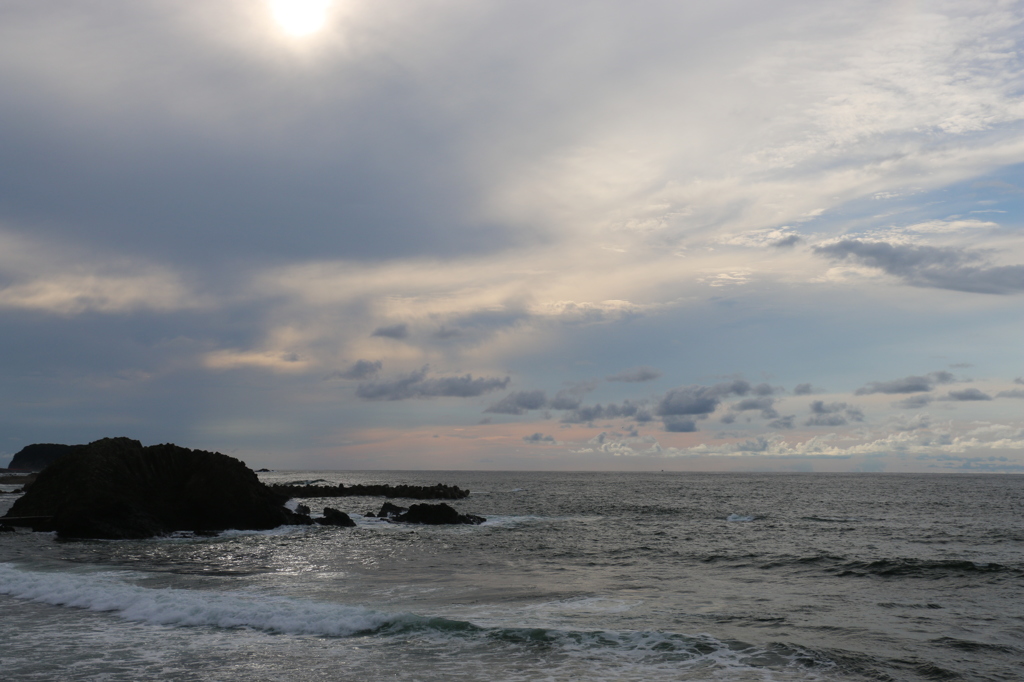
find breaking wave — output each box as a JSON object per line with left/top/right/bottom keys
{"left": 0, "top": 563, "right": 415, "bottom": 637}
{"left": 0, "top": 563, "right": 843, "bottom": 678}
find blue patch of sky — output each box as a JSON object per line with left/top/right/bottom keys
{"left": 790, "top": 161, "right": 1024, "bottom": 239}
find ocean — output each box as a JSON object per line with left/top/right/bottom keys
{"left": 1, "top": 471, "right": 1021, "bottom": 681}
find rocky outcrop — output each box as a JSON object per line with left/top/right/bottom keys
{"left": 316, "top": 507, "right": 356, "bottom": 527}
{"left": 269, "top": 482, "right": 470, "bottom": 500}
{"left": 373, "top": 501, "right": 485, "bottom": 525}
{"left": 374, "top": 501, "right": 408, "bottom": 520}
{"left": 1, "top": 437, "right": 312, "bottom": 539}
{"left": 8, "top": 443, "right": 79, "bottom": 472}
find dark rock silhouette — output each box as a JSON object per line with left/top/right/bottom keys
{"left": 8, "top": 443, "right": 78, "bottom": 472}
{"left": 1, "top": 437, "right": 312, "bottom": 539}
{"left": 397, "top": 503, "right": 485, "bottom": 525}
{"left": 376, "top": 502, "right": 407, "bottom": 519}
{"left": 269, "top": 481, "right": 470, "bottom": 500}
{"left": 316, "top": 507, "right": 356, "bottom": 527}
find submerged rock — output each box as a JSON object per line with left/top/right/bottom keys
{"left": 1, "top": 437, "right": 312, "bottom": 539}
{"left": 316, "top": 507, "right": 356, "bottom": 527}
{"left": 382, "top": 502, "right": 485, "bottom": 525}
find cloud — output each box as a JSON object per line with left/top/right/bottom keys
{"left": 585, "top": 432, "right": 663, "bottom": 457}
{"left": 523, "top": 432, "right": 556, "bottom": 444}
{"left": 996, "top": 389, "right": 1024, "bottom": 399}
{"left": 657, "top": 380, "right": 750, "bottom": 417}
{"left": 371, "top": 323, "right": 409, "bottom": 340}
{"left": 547, "top": 391, "right": 582, "bottom": 410}
{"left": 856, "top": 371, "right": 954, "bottom": 395}
{"left": 607, "top": 366, "right": 661, "bottom": 383}
{"left": 1, "top": 1, "right": 1022, "bottom": 470}
{"left": 894, "top": 395, "right": 934, "bottom": 409}
{"left": 357, "top": 366, "right": 509, "bottom": 401}
{"left": 546, "top": 382, "right": 597, "bottom": 410}
{"left": 0, "top": 230, "right": 203, "bottom": 315}
{"left": 205, "top": 349, "right": 309, "bottom": 373}
{"left": 845, "top": 406, "right": 865, "bottom": 422}
{"left": 485, "top": 390, "right": 547, "bottom": 415}
{"left": 889, "top": 414, "right": 931, "bottom": 431}
{"left": 943, "top": 388, "right": 992, "bottom": 401}
{"left": 653, "top": 380, "right": 753, "bottom": 432}
{"left": 328, "top": 359, "right": 382, "bottom": 380}
{"left": 804, "top": 400, "right": 863, "bottom": 427}
{"left": 804, "top": 413, "right": 848, "bottom": 427}
{"left": 663, "top": 416, "right": 698, "bottom": 432}
{"left": 665, "top": 423, "right": 1024, "bottom": 464}
{"left": 793, "top": 383, "right": 817, "bottom": 395}
{"left": 771, "top": 234, "right": 802, "bottom": 248}
{"left": 730, "top": 396, "right": 778, "bottom": 419}
{"left": 767, "top": 415, "right": 795, "bottom": 429}
{"left": 560, "top": 400, "right": 648, "bottom": 424}
{"left": 813, "top": 240, "right": 1024, "bottom": 295}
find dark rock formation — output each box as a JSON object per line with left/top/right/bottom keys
{"left": 316, "top": 507, "right": 356, "bottom": 527}
{"left": 269, "top": 481, "right": 470, "bottom": 500}
{"left": 8, "top": 444, "right": 79, "bottom": 472}
{"left": 376, "top": 502, "right": 407, "bottom": 519}
{"left": 1, "top": 437, "right": 312, "bottom": 539}
{"left": 0, "top": 474, "right": 35, "bottom": 487}
{"left": 397, "top": 503, "right": 485, "bottom": 525}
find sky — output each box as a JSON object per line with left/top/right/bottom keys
{"left": 1, "top": 0, "right": 1022, "bottom": 472}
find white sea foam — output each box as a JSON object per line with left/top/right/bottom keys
{"left": 726, "top": 514, "right": 758, "bottom": 522}
{"left": 0, "top": 563, "right": 398, "bottom": 637}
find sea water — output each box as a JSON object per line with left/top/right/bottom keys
{"left": 0, "top": 471, "right": 1021, "bottom": 681}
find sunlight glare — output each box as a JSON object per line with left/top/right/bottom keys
{"left": 269, "top": 0, "right": 332, "bottom": 37}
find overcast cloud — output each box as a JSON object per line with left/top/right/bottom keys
{"left": 0, "top": 0, "right": 1021, "bottom": 471}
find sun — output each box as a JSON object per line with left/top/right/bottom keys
{"left": 268, "top": 0, "right": 332, "bottom": 37}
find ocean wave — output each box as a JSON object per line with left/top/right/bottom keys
{"left": 929, "top": 637, "right": 1021, "bottom": 654}
{"left": 698, "top": 553, "right": 1024, "bottom": 581}
{"left": 754, "top": 555, "right": 1023, "bottom": 578}
{"left": 0, "top": 563, "right": 419, "bottom": 637}
{"left": 835, "top": 558, "right": 1022, "bottom": 579}
{"left": 0, "top": 563, "right": 844, "bottom": 678}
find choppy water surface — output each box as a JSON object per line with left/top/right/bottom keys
{"left": 1, "top": 472, "right": 1022, "bottom": 681}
